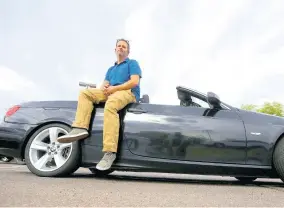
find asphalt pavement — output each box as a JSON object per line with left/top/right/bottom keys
{"left": 1, "top": 162, "right": 284, "bottom": 207}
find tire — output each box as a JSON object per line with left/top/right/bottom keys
{"left": 24, "top": 123, "right": 81, "bottom": 177}
{"left": 235, "top": 177, "right": 257, "bottom": 183}
{"left": 0, "top": 156, "right": 13, "bottom": 162}
{"left": 273, "top": 136, "right": 284, "bottom": 182}
{"left": 89, "top": 168, "right": 114, "bottom": 177}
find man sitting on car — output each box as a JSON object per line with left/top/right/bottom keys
{"left": 57, "top": 38, "right": 142, "bottom": 171}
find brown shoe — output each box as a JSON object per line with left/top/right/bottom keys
{"left": 57, "top": 128, "right": 89, "bottom": 143}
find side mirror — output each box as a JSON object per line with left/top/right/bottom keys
{"left": 207, "top": 92, "right": 221, "bottom": 108}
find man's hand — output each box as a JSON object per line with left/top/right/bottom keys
{"left": 103, "top": 86, "right": 118, "bottom": 96}
{"left": 100, "top": 82, "right": 110, "bottom": 90}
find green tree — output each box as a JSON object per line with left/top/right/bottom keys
{"left": 241, "top": 102, "right": 284, "bottom": 117}
{"left": 240, "top": 104, "right": 258, "bottom": 111}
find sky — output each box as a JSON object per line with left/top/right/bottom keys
{"left": 1, "top": 0, "right": 284, "bottom": 117}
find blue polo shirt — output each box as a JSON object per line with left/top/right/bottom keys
{"left": 105, "top": 58, "right": 142, "bottom": 102}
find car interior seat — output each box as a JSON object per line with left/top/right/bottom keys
{"left": 180, "top": 95, "right": 193, "bottom": 106}
{"left": 178, "top": 91, "right": 201, "bottom": 107}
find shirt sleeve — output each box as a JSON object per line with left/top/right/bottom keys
{"left": 129, "top": 59, "right": 142, "bottom": 78}
{"left": 105, "top": 67, "right": 112, "bottom": 81}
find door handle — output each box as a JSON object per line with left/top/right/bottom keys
{"left": 127, "top": 108, "right": 148, "bottom": 114}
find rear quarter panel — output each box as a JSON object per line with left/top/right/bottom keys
{"left": 2, "top": 106, "right": 77, "bottom": 158}
{"left": 5, "top": 107, "right": 75, "bottom": 126}
{"left": 4, "top": 102, "right": 108, "bottom": 148}
{"left": 4, "top": 101, "right": 79, "bottom": 125}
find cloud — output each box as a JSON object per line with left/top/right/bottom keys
{"left": 124, "top": 0, "right": 184, "bottom": 104}
{"left": 123, "top": 0, "right": 284, "bottom": 107}
{"left": 0, "top": 65, "right": 35, "bottom": 91}
{"left": 0, "top": 66, "right": 55, "bottom": 116}
{"left": 0, "top": 66, "right": 36, "bottom": 117}
{"left": 1, "top": 0, "right": 284, "bottom": 117}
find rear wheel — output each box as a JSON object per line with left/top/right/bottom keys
{"left": 0, "top": 156, "right": 13, "bottom": 162}
{"left": 273, "top": 136, "right": 284, "bottom": 182}
{"left": 24, "top": 123, "right": 81, "bottom": 177}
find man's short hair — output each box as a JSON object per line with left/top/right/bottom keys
{"left": 116, "top": 38, "right": 130, "bottom": 52}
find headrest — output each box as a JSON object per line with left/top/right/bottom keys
{"left": 139, "top": 94, "right": 150, "bottom": 103}
{"left": 178, "top": 91, "right": 191, "bottom": 101}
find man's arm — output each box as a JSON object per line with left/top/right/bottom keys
{"left": 115, "top": 75, "right": 140, "bottom": 91}
{"left": 100, "top": 80, "right": 110, "bottom": 89}
{"left": 101, "top": 67, "right": 112, "bottom": 89}
{"left": 115, "top": 59, "right": 142, "bottom": 91}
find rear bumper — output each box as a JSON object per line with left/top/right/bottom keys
{"left": 0, "top": 121, "right": 36, "bottom": 159}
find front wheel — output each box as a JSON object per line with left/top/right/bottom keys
{"left": 24, "top": 123, "right": 81, "bottom": 177}
{"left": 273, "top": 136, "right": 284, "bottom": 182}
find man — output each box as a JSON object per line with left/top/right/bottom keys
{"left": 57, "top": 39, "right": 142, "bottom": 171}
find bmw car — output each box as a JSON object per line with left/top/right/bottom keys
{"left": 1, "top": 83, "right": 284, "bottom": 183}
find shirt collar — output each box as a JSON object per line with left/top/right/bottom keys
{"left": 114, "top": 57, "right": 129, "bottom": 65}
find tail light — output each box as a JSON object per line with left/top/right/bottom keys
{"left": 5, "top": 105, "right": 21, "bottom": 118}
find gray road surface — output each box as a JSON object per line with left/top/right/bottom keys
{"left": 0, "top": 162, "right": 284, "bottom": 207}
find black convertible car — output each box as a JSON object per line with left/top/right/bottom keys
{"left": 1, "top": 83, "right": 284, "bottom": 183}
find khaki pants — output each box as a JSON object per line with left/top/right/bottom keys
{"left": 72, "top": 88, "right": 136, "bottom": 153}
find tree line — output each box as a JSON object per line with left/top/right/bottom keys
{"left": 240, "top": 102, "right": 284, "bottom": 116}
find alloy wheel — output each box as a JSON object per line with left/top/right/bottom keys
{"left": 28, "top": 126, "right": 72, "bottom": 172}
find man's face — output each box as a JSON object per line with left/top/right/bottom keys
{"left": 115, "top": 40, "right": 129, "bottom": 57}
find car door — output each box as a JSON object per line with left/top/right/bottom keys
{"left": 124, "top": 97, "right": 247, "bottom": 165}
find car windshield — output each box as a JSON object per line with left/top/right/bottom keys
{"left": 178, "top": 86, "right": 232, "bottom": 110}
